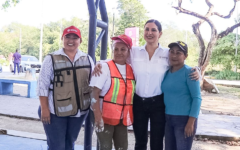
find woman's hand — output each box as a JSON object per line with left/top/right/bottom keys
{"left": 94, "top": 114, "right": 104, "bottom": 132}
{"left": 184, "top": 117, "right": 196, "bottom": 138}
{"left": 92, "top": 63, "right": 102, "bottom": 77}
{"left": 41, "top": 107, "right": 51, "bottom": 124}
{"left": 190, "top": 67, "right": 201, "bottom": 81}
{"left": 184, "top": 122, "right": 194, "bottom": 138}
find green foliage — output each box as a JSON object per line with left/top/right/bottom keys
{"left": 1, "top": 0, "right": 20, "bottom": 10}
{"left": 0, "top": 59, "right": 9, "bottom": 66}
{"left": 0, "top": 23, "right": 40, "bottom": 59}
{"left": 205, "top": 70, "right": 240, "bottom": 80}
{"left": 214, "top": 70, "right": 240, "bottom": 80}
{"left": 160, "top": 23, "right": 199, "bottom": 67}
{"left": 211, "top": 33, "right": 240, "bottom": 70}
{"left": 0, "top": 17, "right": 112, "bottom": 62}
{"left": 116, "top": 0, "right": 149, "bottom": 46}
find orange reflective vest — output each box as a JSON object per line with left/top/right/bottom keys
{"left": 102, "top": 60, "right": 135, "bottom": 126}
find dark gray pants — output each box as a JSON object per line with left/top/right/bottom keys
{"left": 96, "top": 121, "right": 128, "bottom": 150}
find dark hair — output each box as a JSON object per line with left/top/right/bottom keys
{"left": 16, "top": 49, "right": 18, "bottom": 52}
{"left": 144, "top": 19, "right": 162, "bottom": 32}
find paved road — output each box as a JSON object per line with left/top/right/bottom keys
{"left": 0, "top": 70, "right": 39, "bottom": 78}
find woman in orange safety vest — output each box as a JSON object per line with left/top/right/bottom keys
{"left": 90, "top": 34, "right": 135, "bottom": 150}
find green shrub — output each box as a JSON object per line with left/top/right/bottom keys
{"left": 0, "top": 59, "right": 9, "bottom": 66}
{"left": 214, "top": 70, "right": 240, "bottom": 80}
{"left": 205, "top": 70, "right": 219, "bottom": 76}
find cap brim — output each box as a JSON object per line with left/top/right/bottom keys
{"left": 111, "top": 37, "right": 130, "bottom": 49}
{"left": 168, "top": 42, "right": 179, "bottom": 48}
{"left": 62, "top": 33, "right": 80, "bottom": 38}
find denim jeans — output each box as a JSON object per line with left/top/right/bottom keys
{"left": 165, "top": 114, "right": 198, "bottom": 150}
{"left": 14, "top": 62, "right": 20, "bottom": 74}
{"left": 133, "top": 94, "right": 165, "bottom": 150}
{"left": 38, "top": 106, "right": 88, "bottom": 150}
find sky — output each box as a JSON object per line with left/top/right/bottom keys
{"left": 0, "top": 0, "right": 239, "bottom": 41}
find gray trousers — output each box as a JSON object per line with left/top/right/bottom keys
{"left": 96, "top": 120, "right": 128, "bottom": 150}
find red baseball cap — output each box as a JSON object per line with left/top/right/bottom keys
{"left": 111, "top": 34, "right": 133, "bottom": 49}
{"left": 62, "top": 26, "right": 81, "bottom": 38}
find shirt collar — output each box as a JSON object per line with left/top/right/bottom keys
{"left": 139, "top": 43, "right": 164, "bottom": 51}
{"left": 54, "top": 48, "right": 87, "bottom": 62}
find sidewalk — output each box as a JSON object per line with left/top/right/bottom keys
{"left": 0, "top": 134, "right": 95, "bottom": 150}
{"left": 0, "top": 95, "right": 240, "bottom": 141}
{"left": 212, "top": 79, "right": 240, "bottom": 87}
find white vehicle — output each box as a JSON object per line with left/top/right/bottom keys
{"left": 10, "top": 55, "right": 42, "bottom": 73}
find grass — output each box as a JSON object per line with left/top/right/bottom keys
{"left": 217, "top": 85, "right": 240, "bottom": 98}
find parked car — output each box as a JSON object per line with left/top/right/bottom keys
{"left": 10, "top": 55, "right": 42, "bottom": 73}
{"left": 0, "top": 64, "right": 2, "bottom": 73}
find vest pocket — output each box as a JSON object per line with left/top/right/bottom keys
{"left": 63, "top": 70, "right": 73, "bottom": 83}
{"left": 80, "top": 86, "right": 92, "bottom": 110}
{"left": 56, "top": 92, "right": 74, "bottom": 115}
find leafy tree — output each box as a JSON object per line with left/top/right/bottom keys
{"left": 211, "top": 33, "right": 240, "bottom": 70}
{"left": 172, "top": 0, "right": 240, "bottom": 77}
{"left": 160, "top": 23, "right": 199, "bottom": 67}
{"left": 116, "top": 0, "right": 149, "bottom": 46}
{"left": 0, "top": 31, "right": 19, "bottom": 58}
{"left": 1, "top": 0, "right": 20, "bottom": 10}
{"left": 0, "top": 23, "right": 21, "bottom": 57}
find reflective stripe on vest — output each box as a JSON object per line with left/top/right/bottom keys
{"left": 102, "top": 60, "right": 135, "bottom": 126}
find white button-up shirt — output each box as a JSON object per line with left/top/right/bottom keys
{"left": 37, "top": 49, "right": 94, "bottom": 117}
{"left": 129, "top": 44, "right": 169, "bottom": 98}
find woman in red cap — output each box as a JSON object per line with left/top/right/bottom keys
{"left": 93, "top": 19, "right": 200, "bottom": 150}
{"left": 90, "top": 34, "right": 135, "bottom": 150}
{"left": 37, "top": 26, "right": 94, "bottom": 150}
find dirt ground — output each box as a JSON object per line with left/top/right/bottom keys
{"left": 201, "top": 85, "right": 240, "bottom": 116}
{"left": 0, "top": 84, "right": 240, "bottom": 149}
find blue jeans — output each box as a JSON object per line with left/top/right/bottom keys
{"left": 38, "top": 106, "right": 88, "bottom": 150}
{"left": 14, "top": 62, "right": 20, "bottom": 74}
{"left": 165, "top": 114, "right": 198, "bottom": 150}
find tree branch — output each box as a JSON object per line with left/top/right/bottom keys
{"left": 218, "top": 22, "right": 240, "bottom": 39}
{"left": 192, "top": 24, "right": 205, "bottom": 66}
{"left": 173, "top": 0, "right": 218, "bottom": 69}
{"left": 212, "top": 0, "right": 238, "bottom": 19}
{"left": 201, "top": 28, "right": 218, "bottom": 71}
{"left": 178, "top": 0, "right": 183, "bottom": 7}
{"left": 172, "top": 6, "right": 216, "bottom": 30}
{"left": 197, "top": 0, "right": 214, "bottom": 25}
{"left": 205, "top": 0, "right": 214, "bottom": 8}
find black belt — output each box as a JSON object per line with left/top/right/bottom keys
{"left": 134, "top": 93, "right": 163, "bottom": 101}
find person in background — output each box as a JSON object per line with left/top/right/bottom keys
{"left": 37, "top": 26, "right": 94, "bottom": 150}
{"left": 162, "top": 41, "right": 202, "bottom": 150}
{"left": 90, "top": 34, "right": 135, "bottom": 150}
{"left": 12, "top": 49, "right": 21, "bottom": 75}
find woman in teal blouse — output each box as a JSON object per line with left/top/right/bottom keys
{"left": 162, "top": 41, "right": 202, "bottom": 150}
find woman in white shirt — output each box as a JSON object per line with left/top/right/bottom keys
{"left": 94, "top": 19, "right": 199, "bottom": 150}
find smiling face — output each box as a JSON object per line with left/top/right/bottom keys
{"left": 62, "top": 33, "right": 82, "bottom": 52}
{"left": 144, "top": 22, "right": 162, "bottom": 45}
{"left": 169, "top": 45, "right": 188, "bottom": 67}
{"left": 112, "top": 42, "right": 129, "bottom": 65}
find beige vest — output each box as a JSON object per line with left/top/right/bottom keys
{"left": 50, "top": 54, "right": 92, "bottom": 117}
